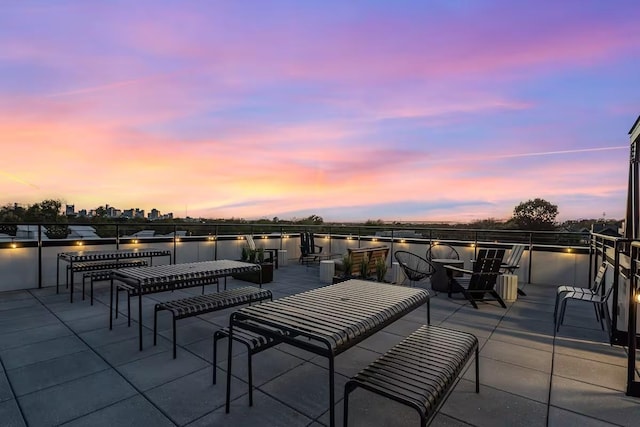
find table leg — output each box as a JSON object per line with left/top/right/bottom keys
{"left": 109, "top": 278, "right": 114, "bottom": 330}
{"left": 329, "top": 355, "right": 335, "bottom": 427}
{"left": 138, "top": 290, "right": 143, "bottom": 351}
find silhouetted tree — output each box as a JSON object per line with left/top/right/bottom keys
{"left": 511, "top": 198, "right": 558, "bottom": 230}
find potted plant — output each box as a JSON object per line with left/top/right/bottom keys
{"left": 375, "top": 255, "right": 388, "bottom": 282}
{"left": 332, "top": 254, "right": 354, "bottom": 284}
{"left": 359, "top": 254, "right": 369, "bottom": 279}
{"left": 234, "top": 247, "right": 273, "bottom": 284}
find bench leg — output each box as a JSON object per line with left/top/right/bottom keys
{"left": 343, "top": 381, "right": 355, "bottom": 427}
{"left": 329, "top": 355, "right": 336, "bottom": 427}
{"left": 225, "top": 322, "right": 235, "bottom": 414}
{"left": 109, "top": 279, "right": 114, "bottom": 330}
{"left": 426, "top": 299, "right": 431, "bottom": 325}
{"left": 212, "top": 331, "right": 222, "bottom": 384}
{"left": 172, "top": 316, "right": 177, "bottom": 359}
{"left": 475, "top": 347, "right": 480, "bottom": 393}
{"left": 138, "top": 293, "right": 143, "bottom": 351}
{"left": 248, "top": 347, "right": 254, "bottom": 406}
{"left": 90, "top": 276, "right": 94, "bottom": 306}
{"left": 115, "top": 286, "right": 120, "bottom": 320}
{"left": 153, "top": 306, "right": 158, "bottom": 346}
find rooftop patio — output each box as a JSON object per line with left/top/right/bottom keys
{"left": 1, "top": 261, "right": 638, "bottom": 427}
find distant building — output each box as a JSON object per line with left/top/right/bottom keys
{"left": 149, "top": 209, "right": 160, "bottom": 220}
{"left": 65, "top": 204, "right": 76, "bottom": 216}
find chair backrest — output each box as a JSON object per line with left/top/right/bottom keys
{"left": 467, "top": 248, "right": 505, "bottom": 291}
{"left": 394, "top": 250, "right": 435, "bottom": 282}
{"left": 300, "top": 232, "right": 310, "bottom": 256}
{"left": 426, "top": 243, "right": 459, "bottom": 262}
{"left": 309, "top": 232, "right": 318, "bottom": 253}
{"left": 348, "top": 246, "right": 389, "bottom": 276}
{"left": 244, "top": 235, "right": 257, "bottom": 251}
{"left": 591, "top": 263, "right": 609, "bottom": 293}
{"left": 504, "top": 245, "right": 525, "bottom": 267}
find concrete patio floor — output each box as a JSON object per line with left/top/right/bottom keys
{"left": 0, "top": 262, "right": 639, "bottom": 426}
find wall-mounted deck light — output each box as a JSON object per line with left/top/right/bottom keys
{"left": 10, "top": 238, "right": 17, "bottom": 249}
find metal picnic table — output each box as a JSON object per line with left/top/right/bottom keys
{"left": 57, "top": 248, "right": 172, "bottom": 302}
{"left": 225, "top": 279, "right": 431, "bottom": 427}
{"left": 110, "top": 260, "right": 262, "bottom": 350}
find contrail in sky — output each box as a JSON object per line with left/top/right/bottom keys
{"left": 0, "top": 170, "right": 40, "bottom": 189}
{"left": 491, "top": 145, "right": 627, "bottom": 159}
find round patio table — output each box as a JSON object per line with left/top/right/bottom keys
{"left": 431, "top": 258, "right": 464, "bottom": 293}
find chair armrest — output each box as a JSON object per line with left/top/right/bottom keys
{"left": 443, "top": 265, "right": 472, "bottom": 275}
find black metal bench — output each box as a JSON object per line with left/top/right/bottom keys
{"left": 82, "top": 260, "right": 148, "bottom": 305}
{"left": 153, "top": 287, "right": 273, "bottom": 358}
{"left": 114, "top": 276, "right": 222, "bottom": 327}
{"left": 212, "top": 326, "right": 280, "bottom": 406}
{"left": 344, "top": 325, "right": 479, "bottom": 427}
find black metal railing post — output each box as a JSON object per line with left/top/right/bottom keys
{"left": 627, "top": 243, "right": 639, "bottom": 397}
{"left": 38, "top": 224, "right": 42, "bottom": 288}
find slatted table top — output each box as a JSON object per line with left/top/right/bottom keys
{"left": 112, "top": 260, "right": 261, "bottom": 285}
{"left": 232, "top": 279, "right": 430, "bottom": 354}
{"left": 58, "top": 248, "right": 171, "bottom": 262}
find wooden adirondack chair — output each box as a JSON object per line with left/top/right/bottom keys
{"left": 445, "top": 248, "right": 507, "bottom": 309}
{"left": 501, "top": 244, "right": 527, "bottom": 296}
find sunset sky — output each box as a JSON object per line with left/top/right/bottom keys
{"left": 1, "top": 1, "right": 639, "bottom": 222}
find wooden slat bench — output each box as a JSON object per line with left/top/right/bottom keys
{"left": 335, "top": 246, "right": 390, "bottom": 277}
{"left": 212, "top": 326, "right": 280, "bottom": 406}
{"left": 82, "top": 260, "right": 148, "bottom": 305}
{"left": 153, "top": 286, "right": 273, "bottom": 358}
{"left": 344, "top": 325, "right": 479, "bottom": 427}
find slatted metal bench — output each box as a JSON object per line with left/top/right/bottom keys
{"left": 212, "top": 326, "right": 280, "bottom": 405}
{"left": 114, "top": 275, "right": 222, "bottom": 327}
{"left": 153, "top": 286, "right": 273, "bottom": 358}
{"left": 82, "top": 260, "right": 148, "bottom": 305}
{"left": 344, "top": 325, "right": 479, "bottom": 427}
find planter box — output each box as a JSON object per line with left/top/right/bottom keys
{"left": 232, "top": 262, "right": 273, "bottom": 284}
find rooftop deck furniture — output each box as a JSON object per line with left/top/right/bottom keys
{"left": 299, "top": 231, "right": 331, "bottom": 264}
{"left": 445, "top": 248, "right": 506, "bottom": 308}
{"left": 153, "top": 286, "right": 272, "bottom": 358}
{"left": 394, "top": 250, "right": 436, "bottom": 287}
{"left": 335, "top": 246, "right": 390, "bottom": 277}
{"left": 344, "top": 325, "right": 479, "bottom": 427}
{"left": 82, "top": 259, "right": 148, "bottom": 305}
{"left": 501, "top": 244, "right": 527, "bottom": 296}
{"left": 244, "top": 234, "right": 278, "bottom": 268}
{"left": 555, "top": 263, "right": 613, "bottom": 334}
{"left": 213, "top": 326, "right": 280, "bottom": 406}
{"left": 554, "top": 262, "right": 608, "bottom": 321}
{"left": 224, "top": 279, "right": 431, "bottom": 427}
{"left": 57, "top": 248, "right": 172, "bottom": 303}
{"left": 110, "top": 260, "right": 262, "bottom": 350}
{"left": 426, "top": 243, "right": 459, "bottom": 262}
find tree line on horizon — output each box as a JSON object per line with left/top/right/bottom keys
{"left": 0, "top": 198, "right": 622, "bottom": 236}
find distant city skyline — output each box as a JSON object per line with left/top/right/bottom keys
{"left": 1, "top": 1, "right": 638, "bottom": 222}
